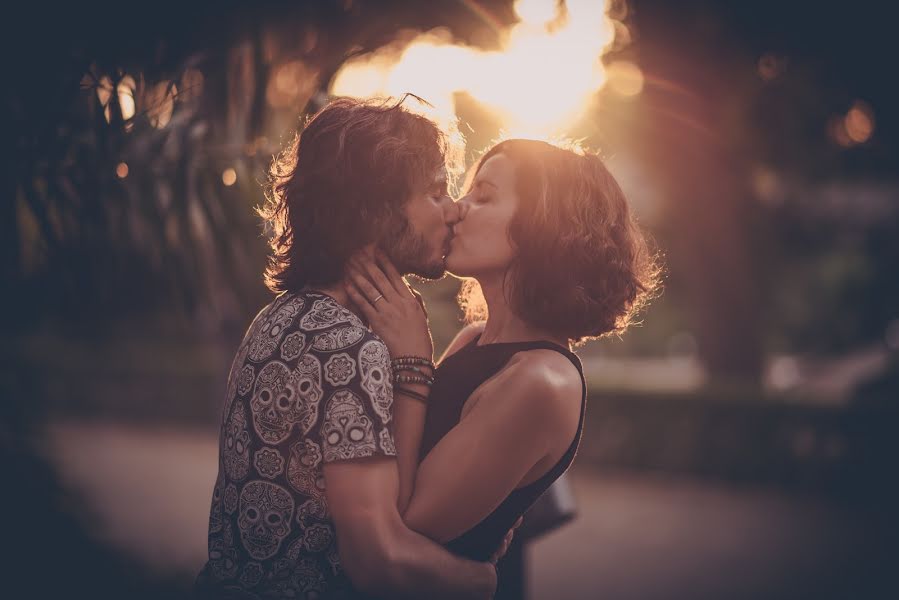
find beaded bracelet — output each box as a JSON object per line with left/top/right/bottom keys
{"left": 393, "top": 364, "right": 433, "bottom": 377}
{"left": 395, "top": 385, "right": 429, "bottom": 404}
{"left": 392, "top": 356, "right": 435, "bottom": 369}
{"left": 394, "top": 373, "right": 434, "bottom": 386}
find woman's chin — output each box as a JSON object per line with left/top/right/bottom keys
{"left": 445, "top": 252, "right": 468, "bottom": 277}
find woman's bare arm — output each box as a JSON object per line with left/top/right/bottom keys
{"left": 393, "top": 321, "right": 486, "bottom": 513}
{"left": 400, "top": 351, "right": 581, "bottom": 542}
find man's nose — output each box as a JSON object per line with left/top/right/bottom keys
{"left": 450, "top": 194, "right": 470, "bottom": 222}
{"left": 442, "top": 195, "right": 464, "bottom": 225}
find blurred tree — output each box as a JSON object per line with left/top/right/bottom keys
{"left": 1, "top": 0, "right": 513, "bottom": 337}
{"left": 620, "top": 0, "right": 898, "bottom": 384}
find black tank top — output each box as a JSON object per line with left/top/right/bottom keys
{"left": 418, "top": 333, "right": 587, "bottom": 561}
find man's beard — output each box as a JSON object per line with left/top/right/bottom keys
{"left": 381, "top": 218, "right": 447, "bottom": 281}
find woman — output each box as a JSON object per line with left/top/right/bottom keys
{"left": 345, "top": 138, "right": 661, "bottom": 567}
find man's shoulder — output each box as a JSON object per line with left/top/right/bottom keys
{"left": 306, "top": 327, "right": 390, "bottom": 380}
{"left": 244, "top": 290, "right": 391, "bottom": 380}
{"left": 295, "top": 293, "right": 389, "bottom": 362}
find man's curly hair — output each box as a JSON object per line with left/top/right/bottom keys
{"left": 458, "top": 139, "right": 663, "bottom": 346}
{"left": 258, "top": 96, "right": 454, "bottom": 293}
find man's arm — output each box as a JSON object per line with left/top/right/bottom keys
{"left": 393, "top": 388, "right": 428, "bottom": 514}
{"left": 324, "top": 457, "right": 496, "bottom": 600}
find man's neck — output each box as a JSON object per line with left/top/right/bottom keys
{"left": 304, "top": 281, "right": 368, "bottom": 326}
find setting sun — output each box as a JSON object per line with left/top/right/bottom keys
{"left": 331, "top": 0, "right": 619, "bottom": 140}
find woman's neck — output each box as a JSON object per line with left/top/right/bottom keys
{"left": 476, "top": 276, "right": 569, "bottom": 347}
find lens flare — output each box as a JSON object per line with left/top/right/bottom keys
{"left": 606, "top": 60, "right": 644, "bottom": 97}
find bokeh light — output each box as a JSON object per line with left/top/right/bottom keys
{"left": 267, "top": 60, "right": 319, "bottom": 109}
{"left": 829, "top": 101, "right": 875, "bottom": 147}
{"left": 757, "top": 53, "right": 785, "bottom": 81}
{"left": 845, "top": 100, "right": 874, "bottom": 144}
{"left": 117, "top": 75, "right": 136, "bottom": 121}
{"left": 97, "top": 75, "right": 114, "bottom": 123}
{"left": 222, "top": 168, "right": 237, "bottom": 186}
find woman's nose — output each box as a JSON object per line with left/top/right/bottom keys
{"left": 454, "top": 194, "right": 471, "bottom": 221}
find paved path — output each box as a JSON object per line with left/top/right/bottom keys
{"left": 41, "top": 421, "right": 892, "bottom": 599}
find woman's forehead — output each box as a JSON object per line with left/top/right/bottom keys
{"left": 476, "top": 153, "right": 515, "bottom": 186}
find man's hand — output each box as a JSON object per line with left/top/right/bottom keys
{"left": 488, "top": 516, "right": 524, "bottom": 565}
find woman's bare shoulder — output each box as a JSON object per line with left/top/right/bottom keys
{"left": 499, "top": 350, "right": 583, "bottom": 422}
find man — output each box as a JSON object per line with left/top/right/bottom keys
{"left": 195, "top": 96, "right": 502, "bottom": 599}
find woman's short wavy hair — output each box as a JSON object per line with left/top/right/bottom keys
{"left": 459, "top": 139, "right": 663, "bottom": 346}
{"left": 258, "top": 96, "right": 455, "bottom": 293}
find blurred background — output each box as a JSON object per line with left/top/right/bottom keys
{"left": 2, "top": 0, "right": 897, "bottom": 598}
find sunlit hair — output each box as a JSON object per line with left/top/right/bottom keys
{"left": 258, "top": 95, "right": 459, "bottom": 293}
{"left": 458, "top": 139, "right": 663, "bottom": 346}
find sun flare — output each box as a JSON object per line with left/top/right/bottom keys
{"left": 331, "top": 0, "right": 622, "bottom": 140}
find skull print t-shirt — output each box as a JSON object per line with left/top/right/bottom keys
{"left": 195, "top": 290, "right": 397, "bottom": 599}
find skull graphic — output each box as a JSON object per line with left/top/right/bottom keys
{"left": 293, "top": 354, "right": 324, "bottom": 433}
{"left": 311, "top": 324, "right": 365, "bottom": 352}
{"left": 223, "top": 401, "right": 251, "bottom": 481}
{"left": 248, "top": 295, "right": 305, "bottom": 362}
{"left": 299, "top": 297, "right": 361, "bottom": 331}
{"left": 238, "top": 481, "right": 294, "bottom": 560}
{"left": 379, "top": 428, "right": 396, "bottom": 456}
{"left": 208, "top": 474, "right": 224, "bottom": 534}
{"left": 251, "top": 356, "right": 321, "bottom": 444}
{"left": 209, "top": 521, "right": 238, "bottom": 580}
{"left": 321, "top": 389, "right": 376, "bottom": 462}
{"left": 287, "top": 439, "right": 328, "bottom": 521}
{"left": 237, "top": 561, "right": 265, "bottom": 589}
{"left": 224, "top": 343, "right": 249, "bottom": 423}
{"left": 237, "top": 364, "right": 255, "bottom": 398}
{"left": 359, "top": 340, "right": 393, "bottom": 424}
{"left": 270, "top": 555, "right": 326, "bottom": 599}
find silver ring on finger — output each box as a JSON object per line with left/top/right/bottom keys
{"left": 373, "top": 294, "right": 384, "bottom": 304}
